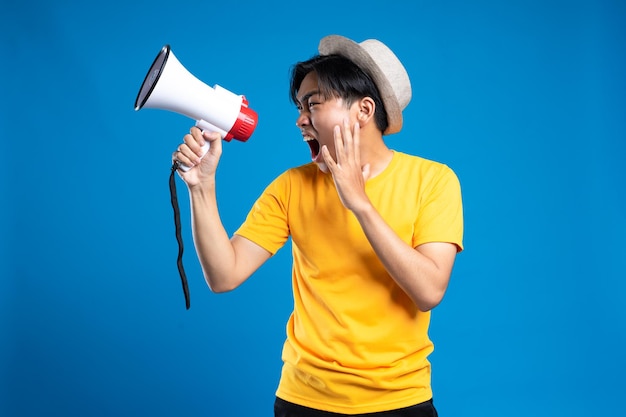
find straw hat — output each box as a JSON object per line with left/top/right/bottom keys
{"left": 318, "top": 35, "right": 412, "bottom": 135}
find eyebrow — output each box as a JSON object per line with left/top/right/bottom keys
{"left": 296, "top": 89, "right": 321, "bottom": 105}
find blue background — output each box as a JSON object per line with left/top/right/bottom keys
{"left": 2, "top": 0, "right": 625, "bottom": 416}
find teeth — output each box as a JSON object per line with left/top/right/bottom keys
{"left": 303, "top": 135, "right": 314, "bottom": 142}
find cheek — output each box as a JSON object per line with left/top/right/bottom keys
{"left": 313, "top": 119, "right": 341, "bottom": 147}
{"left": 312, "top": 117, "right": 333, "bottom": 134}
{"left": 312, "top": 108, "right": 346, "bottom": 135}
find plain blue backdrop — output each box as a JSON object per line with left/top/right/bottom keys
{"left": 2, "top": 0, "right": 624, "bottom": 416}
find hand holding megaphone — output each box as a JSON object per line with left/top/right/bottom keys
{"left": 174, "top": 127, "right": 222, "bottom": 177}
{"left": 174, "top": 127, "right": 212, "bottom": 173}
{"left": 135, "top": 44, "right": 258, "bottom": 171}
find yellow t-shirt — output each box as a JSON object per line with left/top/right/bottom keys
{"left": 235, "top": 151, "right": 464, "bottom": 414}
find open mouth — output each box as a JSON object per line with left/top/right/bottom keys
{"left": 304, "top": 136, "right": 320, "bottom": 160}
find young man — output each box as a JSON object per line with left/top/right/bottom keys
{"left": 173, "top": 35, "right": 463, "bottom": 416}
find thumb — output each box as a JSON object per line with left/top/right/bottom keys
{"left": 203, "top": 131, "right": 223, "bottom": 156}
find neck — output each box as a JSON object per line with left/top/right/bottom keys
{"left": 360, "top": 132, "right": 394, "bottom": 178}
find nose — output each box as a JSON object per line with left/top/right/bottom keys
{"left": 295, "top": 112, "right": 310, "bottom": 128}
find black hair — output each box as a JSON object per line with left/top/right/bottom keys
{"left": 289, "top": 54, "right": 389, "bottom": 133}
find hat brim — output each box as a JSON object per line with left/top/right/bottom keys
{"left": 318, "top": 35, "right": 403, "bottom": 135}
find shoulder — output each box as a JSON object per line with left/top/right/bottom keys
{"left": 284, "top": 162, "right": 320, "bottom": 178}
{"left": 392, "top": 151, "right": 459, "bottom": 183}
{"left": 273, "top": 162, "right": 329, "bottom": 186}
{"left": 263, "top": 163, "right": 322, "bottom": 196}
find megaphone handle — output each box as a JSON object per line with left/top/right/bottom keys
{"left": 178, "top": 141, "right": 210, "bottom": 172}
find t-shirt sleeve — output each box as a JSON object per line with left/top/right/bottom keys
{"left": 412, "top": 165, "right": 464, "bottom": 252}
{"left": 234, "top": 171, "right": 291, "bottom": 255}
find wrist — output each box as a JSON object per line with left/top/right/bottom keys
{"left": 188, "top": 178, "right": 216, "bottom": 196}
{"left": 350, "top": 198, "right": 375, "bottom": 219}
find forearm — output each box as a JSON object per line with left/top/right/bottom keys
{"left": 188, "top": 182, "right": 241, "bottom": 292}
{"left": 353, "top": 203, "right": 452, "bottom": 311}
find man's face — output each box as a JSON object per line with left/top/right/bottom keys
{"left": 295, "top": 72, "right": 357, "bottom": 173}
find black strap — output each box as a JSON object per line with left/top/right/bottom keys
{"left": 169, "top": 162, "right": 191, "bottom": 309}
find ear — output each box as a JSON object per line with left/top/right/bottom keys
{"left": 357, "top": 97, "right": 376, "bottom": 124}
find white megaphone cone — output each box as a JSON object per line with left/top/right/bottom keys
{"left": 134, "top": 45, "right": 258, "bottom": 171}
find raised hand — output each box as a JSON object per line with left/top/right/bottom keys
{"left": 321, "top": 119, "right": 372, "bottom": 213}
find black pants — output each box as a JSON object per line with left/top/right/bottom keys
{"left": 274, "top": 397, "right": 438, "bottom": 417}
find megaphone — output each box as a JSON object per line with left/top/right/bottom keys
{"left": 134, "top": 44, "right": 258, "bottom": 171}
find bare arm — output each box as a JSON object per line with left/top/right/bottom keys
{"left": 175, "top": 127, "right": 271, "bottom": 292}
{"left": 352, "top": 204, "right": 457, "bottom": 311}
{"left": 188, "top": 183, "right": 271, "bottom": 292}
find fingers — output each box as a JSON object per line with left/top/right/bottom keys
{"left": 173, "top": 127, "right": 222, "bottom": 169}
{"left": 333, "top": 125, "right": 344, "bottom": 166}
{"left": 333, "top": 119, "right": 360, "bottom": 167}
{"left": 321, "top": 144, "right": 337, "bottom": 171}
{"left": 323, "top": 119, "right": 363, "bottom": 177}
{"left": 172, "top": 128, "right": 202, "bottom": 168}
{"left": 187, "top": 126, "right": 207, "bottom": 158}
